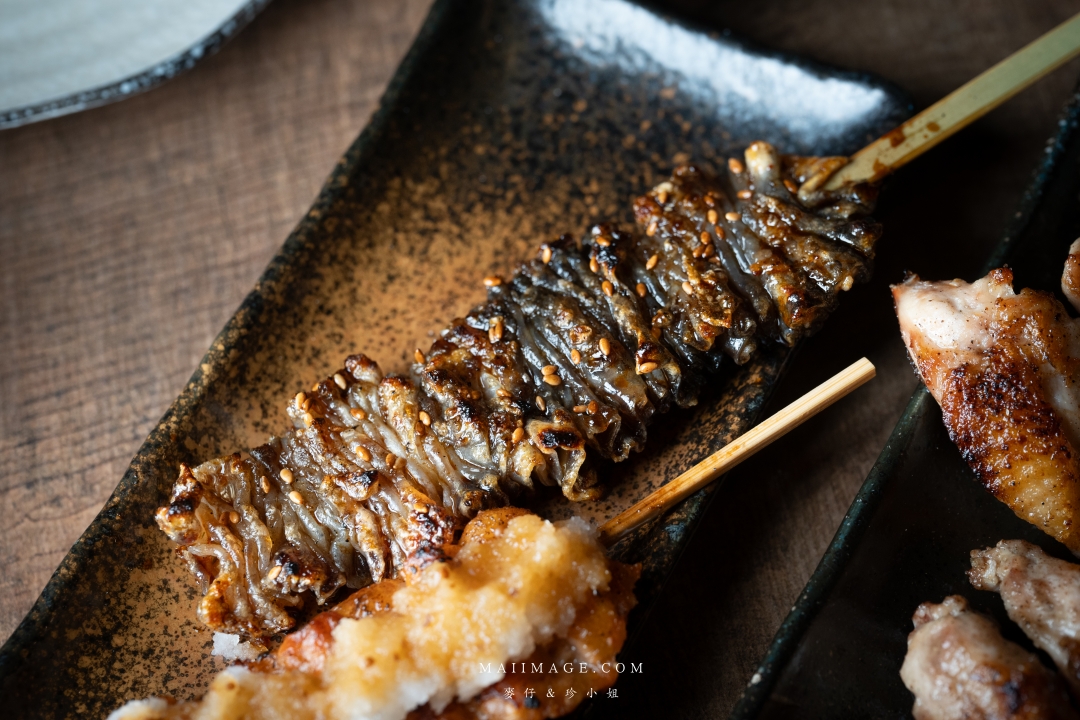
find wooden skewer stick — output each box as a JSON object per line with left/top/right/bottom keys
{"left": 823, "top": 12, "right": 1080, "bottom": 190}
{"left": 598, "top": 358, "right": 876, "bottom": 547}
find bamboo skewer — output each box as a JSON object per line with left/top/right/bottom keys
{"left": 598, "top": 358, "right": 876, "bottom": 546}
{"left": 823, "top": 12, "right": 1080, "bottom": 191}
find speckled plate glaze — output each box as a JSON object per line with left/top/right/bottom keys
{"left": 0, "top": 1, "right": 907, "bottom": 717}
{"left": 731, "top": 88, "right": 1080, "bottom": 720}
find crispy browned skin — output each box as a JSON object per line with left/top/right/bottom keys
{"left": 894, "top": 267, "right": 1080, "bottom": 553}
{"left": 900, "top": 595, "right": 1078, "bottom": 720}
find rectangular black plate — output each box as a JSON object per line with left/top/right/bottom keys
{"left": 732, "top": 87, "right": 1080, "bottom": 719}
{"left": 0, "top": 1, "right": 907, "bottom": 717}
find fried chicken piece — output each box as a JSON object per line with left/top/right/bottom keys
{"left": 900, "top": 595, "right": 1077, "bottom": 719}
{"left": 110, "top": 509, "right": 639, "bottom": 720}
{"left": 893, "top": 267, "right": 1080, "bottom": 553}
{"left": 971, "top": 540, "right": 1080, "bottom": 698}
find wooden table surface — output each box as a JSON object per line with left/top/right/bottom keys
{"left": 2, "top": 0, "right": 1078, "bottom": 716}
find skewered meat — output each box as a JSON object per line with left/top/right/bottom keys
{"left": 161, "top": 143, "right": 882, "bottom": 637}
{"left": 900, "top": 595, "right": 1078, "bottom": 720}
{"left": 971, "top": 540, "right": 1080, "bottom": 698}
{"left": 112, "top": 509, "right": 640, "bottom": 720}
{"left": 893, "top": 264, "right": 1080, "bottom": 553}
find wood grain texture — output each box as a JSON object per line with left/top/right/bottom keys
{"left": 1, "top": 0, "right": 1079, "bottom": 717}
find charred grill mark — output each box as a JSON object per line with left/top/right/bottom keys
{"left": 538, "top": 428, "right": 585, "bottom": 450}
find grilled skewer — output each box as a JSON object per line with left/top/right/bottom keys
{"left": 158, "top": 143, "right": 882, "bottom": 638}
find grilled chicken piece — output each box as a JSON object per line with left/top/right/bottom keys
{"left": 900, "top": 595, "right": 1078, "bottom": 720}
{"left": 162, "top": 144, "right": 883, "bottom": 637}
{"left": 971, "top": 540, "right": 1080, "bottom": 698}
{"left": 112, "top": 509, "right": 639, "bottom": 720}
{"left": 893, "top": 267, "right": 1080, "bottom": 553}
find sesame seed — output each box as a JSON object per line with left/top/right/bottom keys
{"left": 414, "top": 349, "right": 425, "bottom": 364}
{"left": 571, "top": 349, "right": 582, "bottom": 364}
{"left": 636, "top": 283, "right": 647, "bottom": 297}
{"left": 414, "top": 503, "right": 427, "bottom": 513}
{"left": 715, "top": 226, "right": 726, "bottom": 240}
{"left": 543, "top": 374, "right": 562, "bottom": 386}
{"left": 334, "top": 373, "right": 348, "bottom": 390}
{"left": 303, "top": 412, "right": 315, "bottom": 427}
{"left": 589, "top": 256, "right": 599, "bottom": 273}
{"left": 573, "top": 404, "right": 588, "bottom": 413}
{"left": 542, "top": 365, "right": 558, "bottom": 376}
{"left": 385, "top": 453, "right": 395, "bottom": 467}
{"left": 356, "top": 446, "right": 372, "bottom": 462}
{"left": 700, "top": 232, "right": 712, "bottom": 244}
{"left": 496, "top": 388, "right": 512, "bottom": 398}
{"left": 260, "top": 476, "right": 270, "bottom": 493}
{"left": 535, "top": 395, "right": 546, "bottom": 412}
{"left": 295, "top": 392, "right": 307, "bottom": 410}
{"left": 703, "top": 243, "right": 715, "bottom": 258}
{"left": 646, "top": 221, "right": 658, "bottom": 237}
{"left": 707, "top": 209, "right": 719, "bottom": 224}
{"left": 841, "top": 275, "right": 854, "bottom": 291}
{"left": 682, "top": 281, "right": 693, "bottom": 295}
{"left": 596, "top": 235, "right": 611, "bottom": 247}
{"left": 483, "top": 275, "right": 503, "bottom": 287}
{"left": 737, "top": 189, "right": 753, "bottom": 200}
{"left": 725, "top": 212, "right": 740, "bottom": 222}
{"left": 280, "top": 468, "right": 294, "bottom": 484}
{"left": 541, "top": 245, "right": 553, "bottom": 263}
{"left": 638, "top": 361, "right": 659, "bottom": 374}
{"left": 350, "top": 407, "right": 367, "bottom": 420}
{"left": 599, "top": 338, "right": 611, "bottom": 356}
{"left": 646, "top": 254, "right": 658, "bottom": 270}
{"left": 783, "top": 179, "right": 798, "bottom": 194}
{"left": 229, "top": 511, "right": 240, "bottom": 524}
{"left": 311, "top": 383, "right": 320, "bottom": 392}
{"left": 657, "top": 189, "right": 669, "bottom": 204}
{"left": 728, "top": 158, "right": 744, "bottom": 174}
{"left": 602, "top": 281, "right": 614, "bottom": 297}
{"left": 268, "top": 566, "right": 282, "bottom": 580}
{"left": 419, "top": 411, "right": 432, "bottom": 426}
{"left": 588, "top": 401, "right": 598, "bottom": 413}
{"left": 692, "top": 246, "right": 704, "bottom": 259}
{"left": 488, "top": 316, "right": 504, "bottom": 343}
{"left": 288, "top": 491, "right": 304, "bottom": 505}
{"left": 512, "top": 427, "right": 525, "bottom": 443}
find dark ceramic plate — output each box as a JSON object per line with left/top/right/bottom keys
{"left": 0, "top": 0, "right": 907, "bottom": 717}
{"left": 731, "top": 88, "right": 1080, "bottom": 720}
